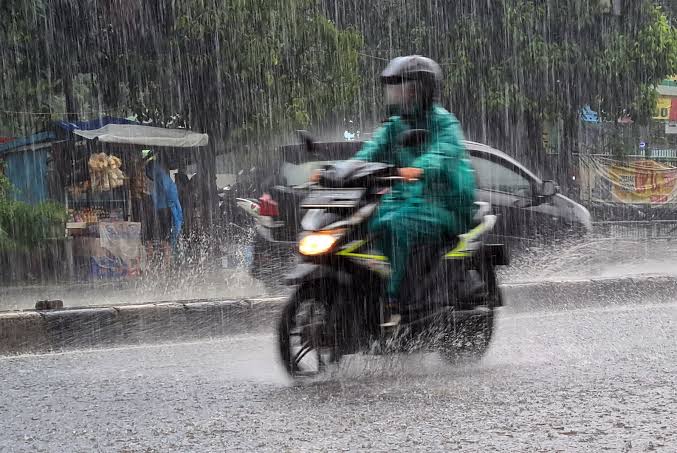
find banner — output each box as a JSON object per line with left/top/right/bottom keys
{"left": 581, "top": 156, "right": 677, "bottom": 205}
{"left": 93, "top": 222, "right": 143, "bottom": 277}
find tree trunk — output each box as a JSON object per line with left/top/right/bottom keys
{"left": 63, "top": 75, "right": 79, "bottom": 122}
{"left": 558, "top": 112, "right": 579, "bottom": 191}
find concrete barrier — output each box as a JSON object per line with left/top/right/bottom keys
{"left": 0, "top": 298, "right": 285, "bottom": 355}
{"left": 0, "top": 277, "right": 673, "bottom": 355}
{"left": 0, "top": 311, "right": 48, "bottom": 353}
{"left": 502, "top": 276, "right": 677, "bottom": 311}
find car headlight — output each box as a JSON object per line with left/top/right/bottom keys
{"left": 298, "top": 230, "right": 343, "bottom": 256}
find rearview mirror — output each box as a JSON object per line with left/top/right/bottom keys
{"left": 540, "top": 180, "right": 558, "bottom": 197}
{"left": 514, "top": 198, "right": 533, "bottom": 209}
{"left": 297, "top": 130, "right": 316, "bottom": 153}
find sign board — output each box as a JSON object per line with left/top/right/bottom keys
{"left": 639, "top": 142, "right": 646, "bottom": 149}
{"left": 654, "top": 96, "right": 672, "bottom": 120}
{"left": 666, "top": 122, "right": 677, "bottom": 135}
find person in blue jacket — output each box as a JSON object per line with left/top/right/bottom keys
{"left": 143, "top": 151, "right": 183, "bottom": 252}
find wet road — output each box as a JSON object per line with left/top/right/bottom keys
{"left": 1, "top": 295, "right": 675, "bottom": 452}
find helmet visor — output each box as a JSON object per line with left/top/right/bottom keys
{"left": 384, "top": 81, "right": 416, "bottom": 108}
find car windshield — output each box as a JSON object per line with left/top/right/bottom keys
{"left": 470, "top": 156, "right": 533, "bottom": 198}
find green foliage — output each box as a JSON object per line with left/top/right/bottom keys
{"left": 1, "top": 0, "right": 675, "bottom": 159}
{"left": 328, "top": 0, "right": 677, "bottom": 164}
{"left": 436, "top": 1, "right": 677, "bottom": 124}
{"left": 155, "top": 0, "right": 363, "bottom": 140}
{"left": 0, "top": 178, "right": 67, "bottom": 252}
{"left": 0, "top": 0, "right": 362, "bottom": 144}
{"left": 0, "top": 174, "right": 10, "bottom": 199}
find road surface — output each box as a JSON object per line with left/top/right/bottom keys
{"left": 1, "top": 291, "right": 674, "bottom": 452}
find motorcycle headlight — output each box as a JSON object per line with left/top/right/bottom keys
{"left": 298, "top": 230, "right": 344, "bottom": 256}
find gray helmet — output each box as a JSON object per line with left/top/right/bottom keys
{"left": 380, "top": 55, "right": 442, "bottom": 117}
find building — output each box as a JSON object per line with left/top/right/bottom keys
{"left": 654, "top": 77, "right": 677, "bottom": 127}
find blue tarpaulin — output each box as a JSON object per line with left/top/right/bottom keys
{"left": 581, "top": 105, "right": 600, "bottom": 123}
{"left": 0, "top": 131, "right": 55, "bottom": 155}
{"left": 0, "top": 132, "right": 55, "bottom": 204}
{"left": 53, "top": 116, "right": 136, "bottom": 132}
{"left": 4, "top": 145, "right": 49, "bottom": 204}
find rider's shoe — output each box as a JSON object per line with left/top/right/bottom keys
{"left": 380, "top": 299, "right": 401, "bottom": 328}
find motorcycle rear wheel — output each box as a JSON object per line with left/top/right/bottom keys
{"left": 437, "top": 308, "right": 494, "bottom": 363}
{"left": 439, "top": 261, "right": 500, "bottom": 363}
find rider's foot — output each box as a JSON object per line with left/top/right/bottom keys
{"left": 380, "top": 300, "right": 401, "bottom": 328}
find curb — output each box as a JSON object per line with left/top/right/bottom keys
{"left": 2, "top": 276, "right": 676, "bottom": 355}
{"left": 501, "top": 276, "right": 677, "bottom": 310}
{"left": 0, "top": 298, "right": 285, "bottom": 355}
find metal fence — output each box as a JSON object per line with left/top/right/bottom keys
{"left": 593, "top": 220, "right": 677, "bottom": 240}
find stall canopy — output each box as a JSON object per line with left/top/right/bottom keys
{"left": 73, "top": 124, "right": 209, "bottom": 148}
{"left": 54, "top": 116, "right": 137, "bottom": 132}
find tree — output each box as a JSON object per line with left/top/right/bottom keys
{"left": 324, "top": 0, "right": 677, "bottom": 182}
{"left": 1, "top": 0, "right": 362, "bottom": 144}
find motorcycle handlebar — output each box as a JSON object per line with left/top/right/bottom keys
{"left": 377, "top": 175, "right": 416, "bottom": 182}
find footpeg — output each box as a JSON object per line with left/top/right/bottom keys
{"left": 380, "top": 314, "right": 402, "bottom": 328}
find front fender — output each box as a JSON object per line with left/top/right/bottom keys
{"left": 284, "top": 263, "right": 351, "bottom": 286}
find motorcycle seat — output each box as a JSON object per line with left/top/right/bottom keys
{"left": 407, "top": 238, "right": 459, "bottom": 275}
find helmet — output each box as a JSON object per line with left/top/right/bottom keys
{"left": 380, "top": 55, "right": 442, "bottom": 118}
{"left": 142, "top": 149, "right": 156, "bottom": 179}
{"left": 141, "top": 149, "right": 155, "bottom": 163}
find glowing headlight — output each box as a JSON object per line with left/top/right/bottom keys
{"left": 299, "top": 233, "right": 340, "bottom": 256}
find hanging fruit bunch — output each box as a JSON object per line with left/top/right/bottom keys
{"left": 107, "top": 155, "right": 125, "bottom": 189}
{"left": 89, "top": 153, "right": 126, "bottom": 191}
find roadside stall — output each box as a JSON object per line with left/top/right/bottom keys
{"left": 56, "top": 124, "right": 209, "bottom": 279}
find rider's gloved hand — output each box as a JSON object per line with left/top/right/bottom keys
{"left": 398, "top": 167, "right": 423, "bottom": 181}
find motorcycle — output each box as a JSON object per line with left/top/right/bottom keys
{"left": 278, "top": 157, "right": 509, "bottom": 378}
{"left": 217, "top": 168, "right": 261, "bottom": 241}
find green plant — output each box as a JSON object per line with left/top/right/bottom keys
{"left": 0, "top": 174, "right": 10, "bottom": 199}
{"left": 0, "top": 178, "right": 67, "bottom": 251}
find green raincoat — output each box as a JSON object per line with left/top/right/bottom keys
{"left": 354, "top": 105, "right": 477, "bottom": 298}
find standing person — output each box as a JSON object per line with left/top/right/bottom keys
{"left": 174, "top": 170, "right": 192, "bottom": 239}
{"left": 144, "top": 151, "right": 183, "bottom": 261}
{"left": 351, "top": 55, "right": 477, "bottom": 326}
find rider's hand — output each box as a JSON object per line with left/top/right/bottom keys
{"left": 398, "top": 167, "right": 423, "bottom": 181}
{"left": 310, "top": 170, "right": 321, "bottom": 183}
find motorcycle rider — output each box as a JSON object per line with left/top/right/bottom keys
{"left": 352, "top": 55, "right": 477, "bottom": 326}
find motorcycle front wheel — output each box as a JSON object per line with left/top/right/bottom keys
{"left": 277, "top": 285, "right": 340, "bottom": 378}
